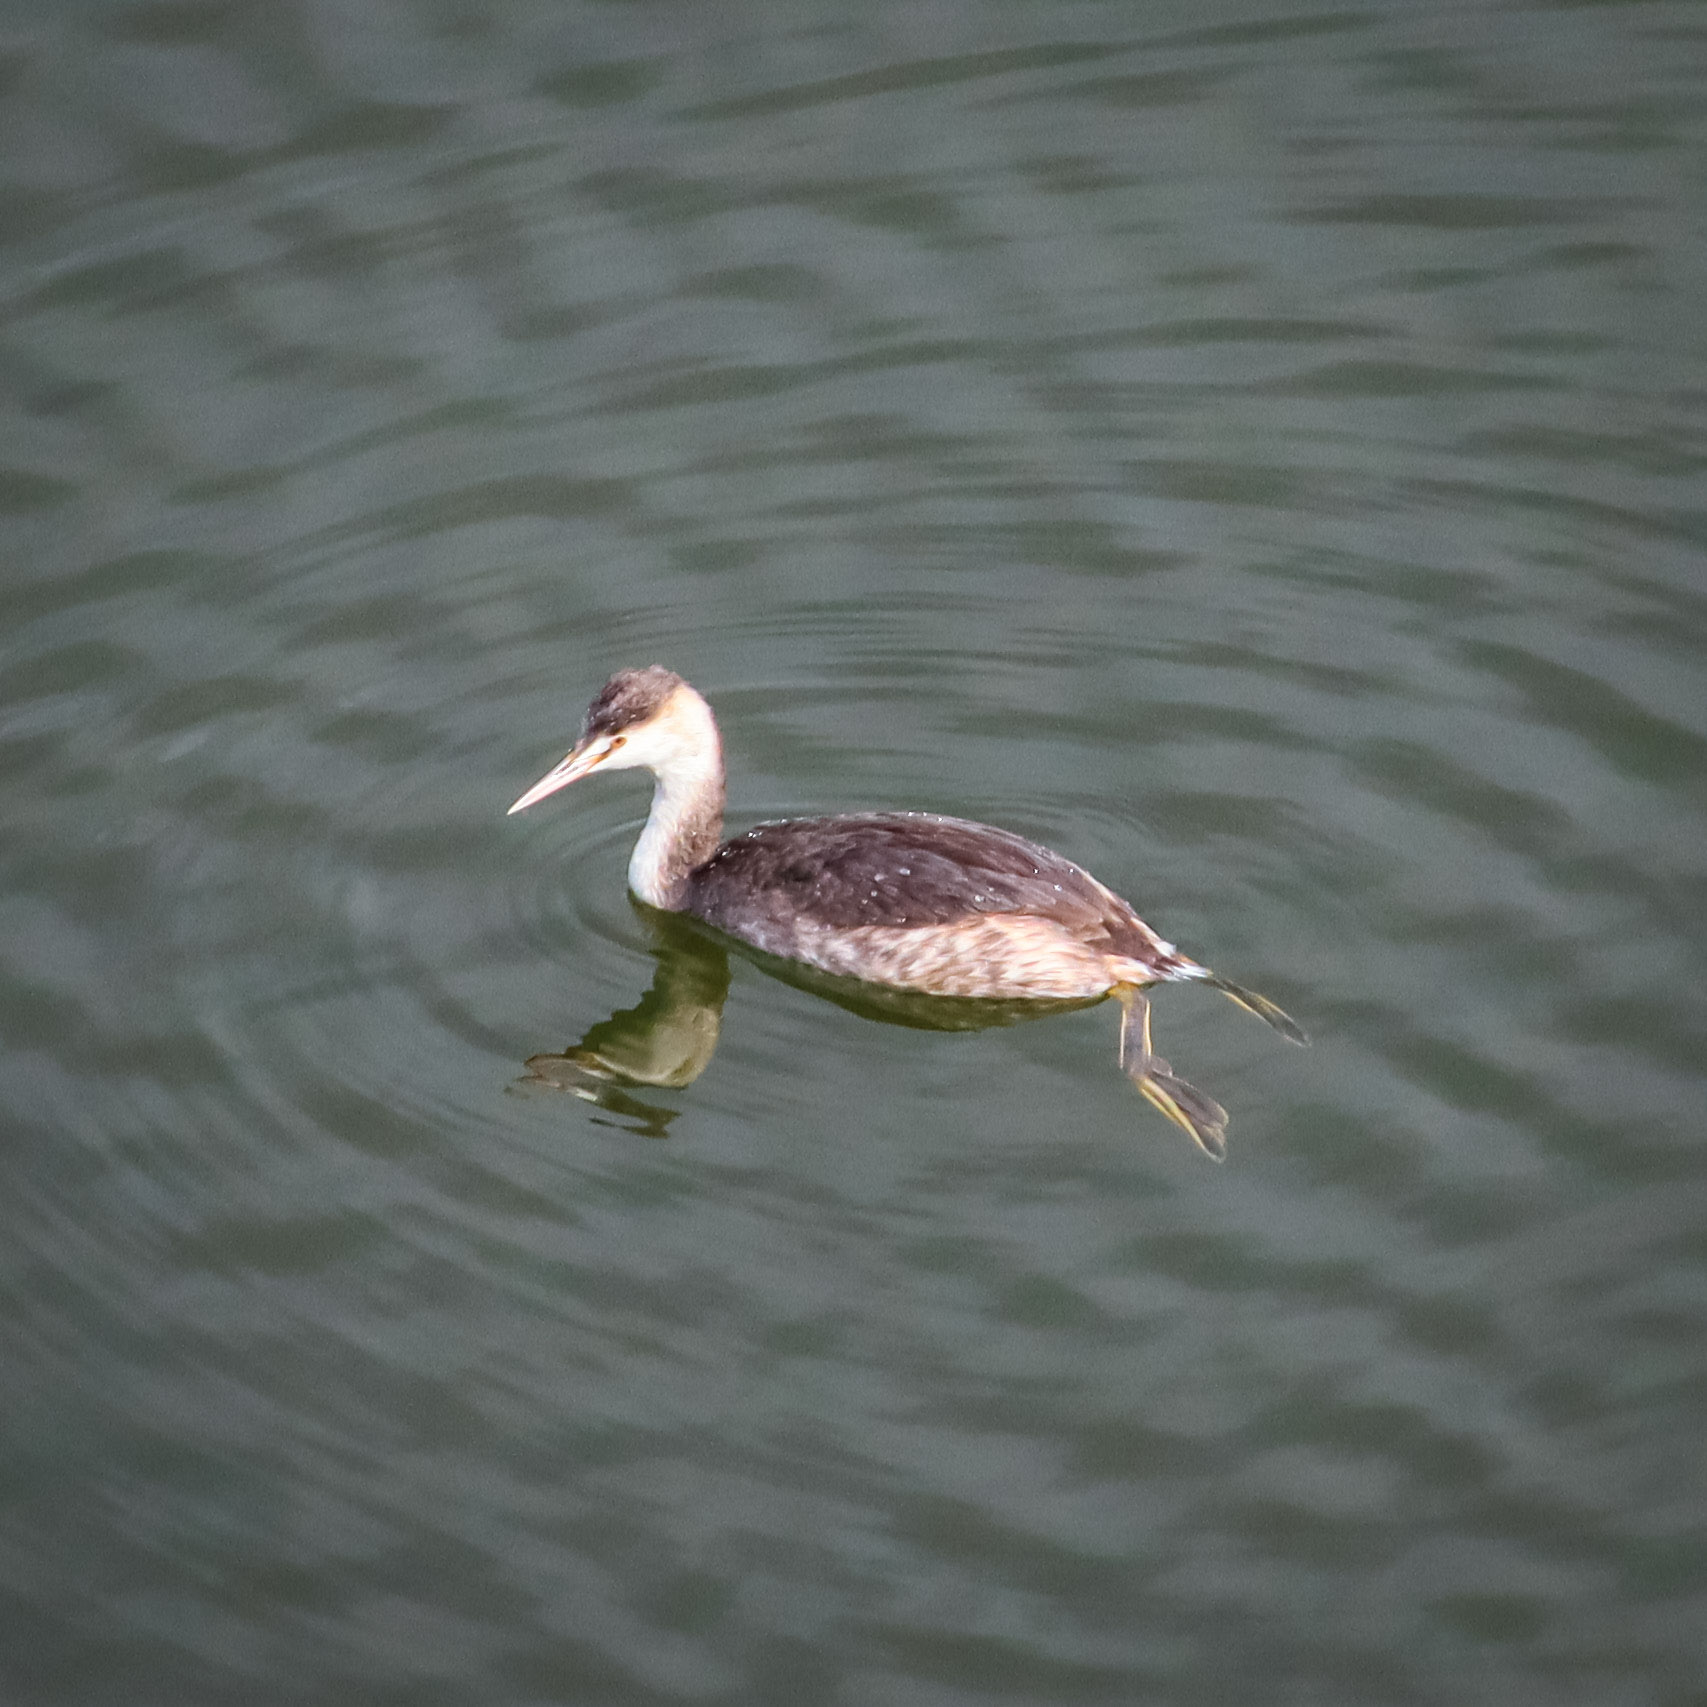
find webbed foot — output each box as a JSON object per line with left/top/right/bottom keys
{"left": 1116, "top": 986, "right": 1230, "bottom": 1160}
{"left": 1201, "top": 976, "right": 1308, "bottom": 1047}
{"left": 1136, "top": 1061, "right": 1229, "bottom": 1162}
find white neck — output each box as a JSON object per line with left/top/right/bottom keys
{"left": 623, "top": 686, "right": 726, "bottom": 909}
{"left": 628, "top": 760, "right": 721, "bottom": 907}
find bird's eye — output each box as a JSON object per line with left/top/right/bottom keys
{"left": 609, "top": 734, "right": 626, "bottom": 749}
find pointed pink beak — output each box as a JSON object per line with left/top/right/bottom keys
{"left": 506, "top": 737, "right": 610, "bottom": 815}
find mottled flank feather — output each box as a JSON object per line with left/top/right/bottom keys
{"left": 686, "top": 811, "right": 1190, "bottom": 998}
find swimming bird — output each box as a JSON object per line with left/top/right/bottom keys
{"left": 508, "top": 666, "right": 1304, "bottom": 1157}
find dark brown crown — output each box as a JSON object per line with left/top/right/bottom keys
{"left": 582, "top": 665, "right": 685, "bottom": 738}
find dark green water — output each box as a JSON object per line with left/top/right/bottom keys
{"left": 3, "top": 2, "right": 1705, "bottom": 1702}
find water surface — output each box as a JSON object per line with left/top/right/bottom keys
{"left": 3, "top": 1, "right": 1705, "bottom": 1701}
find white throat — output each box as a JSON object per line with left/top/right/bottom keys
{"left": 622, "top": 686, "right": 725, "bottom": 909}
{"left": 628, "top": 758, "right": 718, "bottom": 906}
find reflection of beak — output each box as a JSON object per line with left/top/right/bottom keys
{"left": 507, "top": 737, "right": 611, "bottom": 815}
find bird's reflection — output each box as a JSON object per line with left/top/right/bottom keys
{"left": 520, "top": 907, "right": 730, "bottom": 1136}
{"left": 520, "top": 901, "right": 1103, "bottom": 1136}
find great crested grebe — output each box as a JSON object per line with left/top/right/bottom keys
{"left": 508, "top": 666, "right": 1305, "bottom": 1158}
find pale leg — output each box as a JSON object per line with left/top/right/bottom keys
{"left": 1115, "top": 986, "right": 1230, "bottom": 1162}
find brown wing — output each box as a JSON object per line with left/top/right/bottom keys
{"left": 687, "top": 811, "right": 1156, "bottom": 957}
